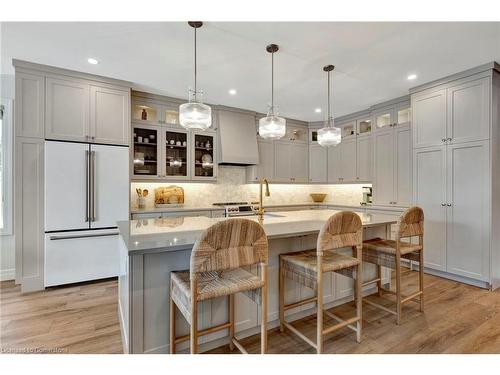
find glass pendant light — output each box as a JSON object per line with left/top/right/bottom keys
{"left": 179, "top": 21, "right": 212, "bottom": 130}
{"left": 317, "top": 65, "right": 341, "bottom": 147}
{"left": 259, "top": 44, "right": 286, "bottom": 140}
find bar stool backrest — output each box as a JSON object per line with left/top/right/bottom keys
{"left": 190, "top": 218, "right": 269, "bottom": 275}
{"left": 397, "top": 206, "right": 424, "bottom": 240}
{"left": 317, "top": 211, "right": 363, "bottom": 255}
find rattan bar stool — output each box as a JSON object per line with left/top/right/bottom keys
{"left": 362, "top": 206, "right": 424, "bottom": 325}
{"left": 169, "top": 218, "right": 269, "bottom": 354}
{"left": 279, "top": 211, "right": 363, "bottom": 354}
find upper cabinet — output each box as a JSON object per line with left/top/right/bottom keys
{"left": 45, "top": 76, "right": 130, "bottom": 145}
{"left": 309, "top": 144, "right": 327, "bottom": 183}
{"left": 15, "top": 72, "right": 45, "bottom": 138}
{"left": 412, "top": 75, "right": 490, "bottom": 148}
{"left": 447, "top": 77, "right": 490, "bottom": 144}
{"left": 131, "top": 100, "right": 182, "bottom": 127}
{"left": 90, "top": 85, "right": 130, "bottom": 145}
{"left": 247, "top": 139, "right": 274, "bottom": 183}
{"left": 412, "top": 89, "right": 447, "bottom": 148}
{"left": 45, "top": 77, "right": 90, "bottom": 142}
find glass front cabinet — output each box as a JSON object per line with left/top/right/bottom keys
{"left": 132, "top": 125, "right": 217, "bottom": 181}
{"left": 191, "top": 131, "right": 217, "bottom": 180}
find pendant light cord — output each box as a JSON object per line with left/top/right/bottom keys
{"left": 194, "top": 26, "right": 197, "bottom": 101}
{"left": 327, "top": 69, "right": 331, "bottom": 127}
{"left": 271, "top": 51, "right": 274, "bottom": 109}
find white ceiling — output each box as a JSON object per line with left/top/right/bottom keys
{"left": 1, "top": 22, "right": 500, "bottom": 121}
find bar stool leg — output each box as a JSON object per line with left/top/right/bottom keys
{"left": 316, "top": 270, "right": 324, "bottom": 354}
{"left": 229, "top": 294, "right": 235, "bottom": 351}
{"left": 419, "top": 249, "right": 424, "bottom": 312}
{"left": 356, "top": 263, "right": 362, "bottom": 343}
{"left": 279, "top": 257, "right": 285, "bottom": 333}
{"left": 261, "top": 285, "right": 268, "bottom": 353}
{"left": 377, "top": 265, "right": 383, "bottom": 297}
{"left": 190, "top": 279, "right": 198, "bottom": 354}
{"left": 169, "top": 286, "right": 176, "bottom": 354}
{"left": 395, "top": 254, "right": 402, "bottom": 325}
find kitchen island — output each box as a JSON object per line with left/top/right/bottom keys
{"left": 117, "top": 209, "right": 399, "bottom": 354}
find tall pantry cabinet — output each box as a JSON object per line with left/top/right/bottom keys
{"left": 411, "top": 62, "right": 500, "bottom": 289}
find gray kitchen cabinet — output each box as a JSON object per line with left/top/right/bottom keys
{"left": 446, "top": 141, "right": 490, "bottom": 281}
{"left": 90, "top": 85, "right": 130, "bottom": 145}
{"left": 356, "top": 135, "right": 372, "bottom": 181}
{"left": 274, "top": 141, "right": 292, "bottom": 182}
{"left": 46, "top": 77, "right": 130, "bottom": 145}
{"left": 15, "top": 137, "right": 45, "bottom": 292}
{"left": 327, "top": 143, "right": 341, "bottom": 183}
{"left": 413, "top": 146, "right": 447, "bottom": 271}
{"left": 274, "top": 141, "right": 308, "bottom": 183}
{"left": 393, "top": 125, "right": 412, "bottom": 206}
{"left": 308, "top": 143, "right": 327, "bottom": 183}
{"left": 246, "top": 139, "right": 274, "bottom": 182}
{"left": 15, "top": 71, "right": 45, "bottom": 138}
{"left": 45, "top": 77, "right": 90, "bottom": 142}
{"left": 446, "top": 77, "right": 490, "bottom": 144}
{"left": 373, "top": 129, "right": 394, "bottom": 205}
{"left": 412, "top": 89, "right": 447, "bottom": 149}
{"left": 291, "top": 142, "right": 309, "bottom": 182}
{"left": 340, "top": 138, "right": 357, "bottom": 182}
{"left": 412, "top": 77, "right": 490, "bottom": 149}
{"left": 373, "top": 122, "right": 411, "bottom": 207}
{"left": 410, "top": 64, "right": 499, "bottom": 288}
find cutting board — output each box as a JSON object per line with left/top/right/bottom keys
{"left": 155, "top": 185, "right": 184, "bottom": 206}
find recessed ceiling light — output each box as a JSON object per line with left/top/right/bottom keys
{"left": 87, "top": 58, "right": 99, "bottom": 65}
{"left": 315, "top": 108, "right": 322, "bottom": 113}
{"left": 407, "top": 74, "right": 417, "bottom": 80}
{"left": 228, "top": 89, "right": 237, "bottom": 95}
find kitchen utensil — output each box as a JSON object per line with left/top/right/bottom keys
{"left": 310, "top": 193, "right": 327, "bottom": 202}
{"left": 138, "top": 196, "right": 146, "bottom": 209}
{"left": 143, "top": 189, "right": 149, "bottom": 197}
{"left": 136, "top": 188, "right": 142, "bottom": 197}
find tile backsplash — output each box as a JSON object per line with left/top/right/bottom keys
{"left": 131, "top": 166, "right": 369, "bottom": 209}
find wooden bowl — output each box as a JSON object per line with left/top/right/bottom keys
{"left": 310, "top": 193, "right": 327, "bottom": 203}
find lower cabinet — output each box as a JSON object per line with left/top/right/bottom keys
{"left": 413, "top": 140, "right": 490, "bottom": 282}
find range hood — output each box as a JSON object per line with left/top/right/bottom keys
{"left": 218, "top": 109, "right": 259, "bottom": 166}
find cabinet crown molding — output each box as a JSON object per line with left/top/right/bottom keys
{"left": 13, "top": 59, "right": 133, "bottom": 89}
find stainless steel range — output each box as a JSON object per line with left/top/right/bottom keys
{"left": 212, "top": 202, "right": 259, "bottom": 217}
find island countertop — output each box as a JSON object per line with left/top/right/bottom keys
{"left": 117, "top": 209, "right": 399, "bottom": 255}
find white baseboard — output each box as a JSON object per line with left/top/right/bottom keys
{"left": 0, "top": 268, "right": 15, "bottom": 281}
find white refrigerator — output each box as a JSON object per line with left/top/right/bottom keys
{"left": 44, "top": 140, "right": 129, "bottom": 287}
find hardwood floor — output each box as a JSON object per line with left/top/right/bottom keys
{"left": 1, "top": 272, "right": 500, "bottom": 354}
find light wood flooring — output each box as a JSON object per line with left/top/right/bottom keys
{"left": 1, "top": 272, "right": 500, "bottom": 354}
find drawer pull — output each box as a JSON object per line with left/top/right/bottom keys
{"left": 49, "top": 232, "right": 119, "bottom": 241}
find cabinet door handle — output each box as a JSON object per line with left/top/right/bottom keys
{"left": 441, "top": 138, "right": 446, "bottom": 143}
{"left": 447, "top": 203, "right": 452, "bottom": 207}
{"left": 447, "top": 137, "right": 452, "bottom": 142}
{"left": 441, "top": 203, "right": 446, "bottom": 206}
{"left": 49, "top": 231, "right": 119, "bottom": 241}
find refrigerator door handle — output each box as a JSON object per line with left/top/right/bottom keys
{"left": 91, "top": 150, "right": 96, "bottom": 222}
{"left": 49, "top": 231, "right": 119, "bottom": 241}
{"left": 85, "top": 150, "right": 90, "bottom": 222}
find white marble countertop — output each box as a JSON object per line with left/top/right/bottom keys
{"left": 118, "top": 209, "right": 399, "bottom": 255}
{"left": 130, "top": 202, "right": 407, "bottom": 214}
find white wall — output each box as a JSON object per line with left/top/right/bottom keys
{"left": 1, "top": 73, "right": 16, "bottom": 281}
{"left": 131, "top": 165, "right": 369, "bottom": 210}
